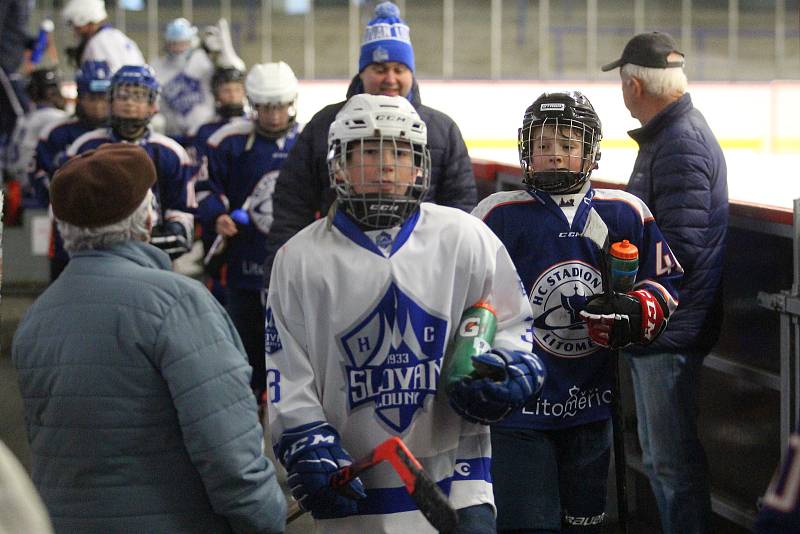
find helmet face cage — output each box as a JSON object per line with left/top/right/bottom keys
{"left": 518, "top": 92, "right": 602, "bottom": 194}
{"left": 109, "top": 67, "right": 159, "bottom": 140}
{"left": 329, "top": 135, "right": 431, "bottom": 229}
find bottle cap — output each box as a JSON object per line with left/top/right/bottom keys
{"left": 471, "top": 300, "right": 497, "bottom": 315}
{"left": 610, "top": 239, "right": 639, "bottom": 260}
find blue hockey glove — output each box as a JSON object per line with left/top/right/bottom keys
{"left": 447, "top": 348, "right": 546, "bottom": 425}
{"left": 276, "top": 422, "right": 366, "bottom": 519}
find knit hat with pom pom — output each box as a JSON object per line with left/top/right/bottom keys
{"left": 359, "top": 2, "right": 414, "bottom": 73}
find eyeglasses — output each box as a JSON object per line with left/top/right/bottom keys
{"left": 114, "top": 88, "right": 152, "bottom": 103}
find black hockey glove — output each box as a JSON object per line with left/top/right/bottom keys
{"left": 579, "top": 289, "right": 667, "bottom": 349}
{"left": 150, "top": 221, "right": 191, "bottom": 260}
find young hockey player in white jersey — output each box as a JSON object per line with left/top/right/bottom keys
{"left": 61, "top": 0, "right": 144, "bottom": 74}
{"left": 4, "top": 68, "right": 67, "bottom": 197}
{"left": 472, "top": 91, "right": 683, "bottom": 533}
{"left": 199, "top": 61, "right": 301, "bottom": 406}
{"left": 266, "top": 94, "right": 545, "bottom": 534}
{"left": 150, "top": 18, "right": 216, "bottom": 142}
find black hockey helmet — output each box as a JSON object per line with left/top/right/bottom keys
{"left": 211, "top": 66, "right": 245, "bottom": 92}
{"left": 518, "top": 90, "right": 602, "bottom": 193}
{"left": 27, "top": 68, "right": 62, "bottom": 102}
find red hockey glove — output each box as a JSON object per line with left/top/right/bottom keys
{"left": 579, "top": 289, "right": 667, "bottom": 349}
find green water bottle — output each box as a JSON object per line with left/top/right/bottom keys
{"left": 444, "top": 301, "right": 498, "bottom": 391}
{"left": 609, "top": 240, "right": 639, "bottom": 293}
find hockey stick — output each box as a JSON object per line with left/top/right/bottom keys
{"left": 286, "top": 436, "right": 459, "bottom": 533}
{"left": 581, "top": 208, "right": 630, "bottom": 534}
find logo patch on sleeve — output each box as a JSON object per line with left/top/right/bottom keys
{"left": 265, "top": 306, "right": 282, "bottom": 355}
{"left": 338, "top": 283, "right": 447, "bottom": 433}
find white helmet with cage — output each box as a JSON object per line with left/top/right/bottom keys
{"left": 62, "top": 0, "right": 107, "bottom": 27}
{"left": 245, "top": 61, "right": 298, "bottom": 106}
{"left": 327, "top": 94, "right": 430, "bottom": 229}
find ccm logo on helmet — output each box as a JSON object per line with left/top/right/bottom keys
{"left": 374, "top": 114, "right": 408, "bottom": 122}
{"left": 540, "top": 103, "right": 565, "bottom": 111}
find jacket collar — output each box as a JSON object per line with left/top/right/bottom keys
{"left": 627, "top": 92, "right": 693, "bottom": 144}
{"left": 71, "top": 240, "right": 172, "bottom": 271}
{"left": 345, "top": 74, "right": 422, "bottom": 108}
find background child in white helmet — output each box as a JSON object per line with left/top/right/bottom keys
{"left": 150, "top": 18, "right": 215, "bottom": 143}
{"left": 198, "top": 61, "right": 301, "bottom": 408}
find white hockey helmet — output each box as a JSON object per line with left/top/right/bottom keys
{"left": 328, "top": 94, "right": 430, "bottom": 229}
{"left": 62, "top": 0, "right": 107, "bottom": 27}
{"left": 165, "top": 18, "right": 198, "bottom": 43}
{"left": 245, "top": 61, "right": 298, "bottom": 106}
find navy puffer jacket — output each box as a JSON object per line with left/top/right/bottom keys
{"left": 626, "top": 93, "right": 728, "bottom": 355}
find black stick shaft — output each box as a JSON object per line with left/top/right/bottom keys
{"left": 611, "top": 349, "right": 629, "bottom": 534}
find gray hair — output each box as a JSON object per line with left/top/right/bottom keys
{"left": 621, "top": 63, "right": 688, "bottom": 99}
{"left": 58, "top": 190, "right": 153, "bottom": 253}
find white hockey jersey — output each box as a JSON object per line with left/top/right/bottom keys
{"left": 266, "top": 203, "right": 534, "bottom": 533}
{"left": 4, "top": 106, "right": 68, "bottom": 183}
{"left": 81, "top": 25, "right": 144, "bottom": 74}
{"left": 151, "top": 49, "right": 215, "bottom": 138}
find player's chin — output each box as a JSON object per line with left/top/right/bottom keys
{"left": 379, "top": 88, "right": 401, "bottom": 97}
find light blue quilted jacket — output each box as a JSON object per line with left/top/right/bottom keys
{"left": 13, "top": 240, "right": 286, "bottom": 533}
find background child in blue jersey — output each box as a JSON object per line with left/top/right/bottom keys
{"left": 198, "top": 61, "right": 301, "bottom": 407}
{"left": 66, "top": 64, "right": 196, "bottom": 261}
{"left": 472, "top": 90, "right": 683, "bottom": 533}
{"left": 32, "top": 60, "right": 111, "bottom": 281}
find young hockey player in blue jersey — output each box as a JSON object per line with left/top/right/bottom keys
{"left": 472, "top": 91, "right": 683, "bottom": 533}
{"left": 265, "top": 93, "right": 546, "bottom": 533}
{"left": 66, "top": 64, "right": 195, "bottom": 260}
{"left": 190, "top": 66, "right": 247, "bottom": 158}
{"left": 199, "top": 61, "right": 301, "bottom": 405}
{"left": 190, "top": 65, "right": 247, "bottom": 304}
{"left": 31, "top": 60, "right": 111, "bottom": 280}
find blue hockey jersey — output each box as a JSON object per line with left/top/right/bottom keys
{"left": 32, "top": 117, "right": 95, "bottom": 263}
{"left": 66, "top": 127, "right": 197, "bottom": 241}
{"left": 189, "top": 115, "right": 247, "bottom": 253}
{"left": 201, "top": 120, "right": 300, "bottom": 290}
{"left": 473, "top": 187, "right": 682, "bottom": 430}
{"left": 32, "top": 117, "right": 92, "bottom": 205}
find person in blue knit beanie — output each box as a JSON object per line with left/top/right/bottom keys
{"left": 360, "top": 1, "right": 413, "bottom": 68}
{"left": 263, "top": 0, "right": 478, "bottom": 304}
{"left": 357, "top": 2, "right": 414, "bottom": 101}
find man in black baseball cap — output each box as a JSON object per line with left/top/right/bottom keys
{"left": 603, "top": 30, "right": 728, "bottom": 534}
{"left": 601, "top": 31, "right": 684, "bottom": 71}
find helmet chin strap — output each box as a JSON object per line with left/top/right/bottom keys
{"left": 111, "top": 115, "right": 150, "bottom": 141}
{"left": 254, "top": 115, "right": 295, "bottom": 140}
{"left": 217, "top": 103, "right": 244, "bottom": 119}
